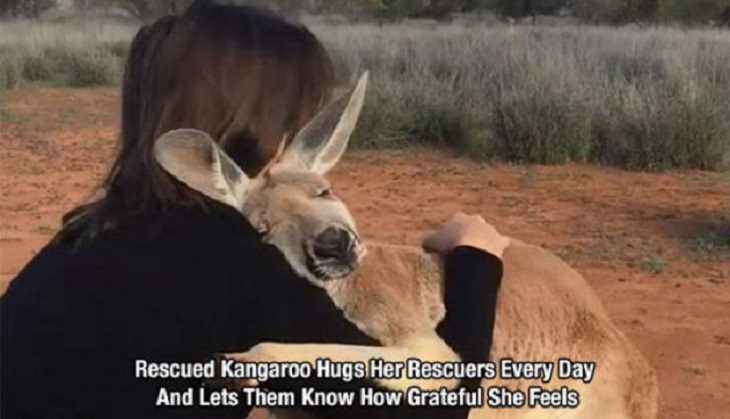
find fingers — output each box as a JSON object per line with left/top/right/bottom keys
{"left": 422, "top": 213, "right": 509, "bottom": 258}
{"left": 422, "top": 213, "right": 472, "bottom": 254}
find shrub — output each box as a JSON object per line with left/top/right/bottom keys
{"left": 0, "top": 18, "right": 136, "bottom": 89}
{"left": 1, "top": 17, "right": 729, "bottom": 171}
{"left": 658, "top": 0, "right": 730, "bottom": 23}
{"left": 62, "top": 48, "right": 121, "bottom": 86}
{"left": 313, "top": 22, "right": 730, "bottom": 170}
{"left": 1, "top": 0, "right": 57, "bottom": 18}
{"left": 0, "top": 53, "right": 23, "bottom": 90}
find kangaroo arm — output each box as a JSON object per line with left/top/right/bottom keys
{"left": 221, "top": 333, "right": 459, "bottom": 392}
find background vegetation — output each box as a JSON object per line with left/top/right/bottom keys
{"left": 2, "top": 0, "right": 730, "bottom": 23}
{"left": 1, "top": 1, "right": 729, "bottom": 171}
{"left": 320, "top": 23, "right": 730, "bottom": 170}
{"left": 0, "top": 18, "right": 128, "bottom": 87}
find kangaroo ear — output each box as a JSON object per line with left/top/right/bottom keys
{"left": 154, "top": 129, "right": 250, "bottom": 209}
{"left": 274, "top": 71, "right": 369, "bottom": 174}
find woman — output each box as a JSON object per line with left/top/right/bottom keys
{"left": 0, "top": 2, "right": 507, "bottom": 418}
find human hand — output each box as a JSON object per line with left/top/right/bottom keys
{"left": 422, "top": 213, "right": 510, "bottom": 258}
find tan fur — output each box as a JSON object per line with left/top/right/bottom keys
{"left": 154, "top": 73, "right": 657, "bottom": 418}
{"left": 226, "top": 241, "right": 658, "bottom": 419}
{"left": 340, "top": 242, "right": 657, "bottom": 418}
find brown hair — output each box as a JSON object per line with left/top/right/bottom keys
{"left": 61, "top": 0, "right": 335, "bottom": 241}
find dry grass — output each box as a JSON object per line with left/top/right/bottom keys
{"left": 0, "top": 18, "right": 133, "bottom": 88}
{"left": 2, "top": 17, "right": 729, "bottom": 170}
{"left": 314, "top": 22, "right": 730, "bottom": 170}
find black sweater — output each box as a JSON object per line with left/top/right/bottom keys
{"left": 0, "top": 206, "right": 501, "bottom": 419}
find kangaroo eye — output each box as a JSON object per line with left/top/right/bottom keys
{"left": 316, "top": 189, "right": 332, "bottom": 198}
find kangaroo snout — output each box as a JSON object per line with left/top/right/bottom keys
{"left": 313, "top": 226, "right": 360, "bottom": 266}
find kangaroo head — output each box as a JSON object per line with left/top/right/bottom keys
{"left": 153, "top": 73, "right": 369, "bottom": 287}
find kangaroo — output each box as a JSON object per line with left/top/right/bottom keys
{"left": 154, "top": 73, "right": 658, "bottom": 419}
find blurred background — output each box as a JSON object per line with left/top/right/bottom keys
{"left": 3, "top": 0, "right": 730, "bottom": 25}
{"left": 1, "top": 0, "right": 729, "bottom": 171}
{"left": 1, "top": 3, "right": 728, "bottom": 419}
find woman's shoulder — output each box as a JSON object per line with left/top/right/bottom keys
{"left": 157, "top": 205, "right": 262, "bottom": 245}
{"left": 44, "top": 205, "right": 267, "bottom": 279}
{"left": 102, "top": 205, "right": 261, "bottom": 248}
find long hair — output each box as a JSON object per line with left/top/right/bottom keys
{"left": 60, "top": 0, "right": 335, "bottom": 242}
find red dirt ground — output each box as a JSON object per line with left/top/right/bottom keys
{"left": 1, "top": 88, "right": 728, "bottom": 419}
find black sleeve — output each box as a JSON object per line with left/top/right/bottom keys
{"left": 245, "top": 244, "right": 503, "bottom": 355}
{"left": 240, "top": 244, "right": 379, "bottom": 347}
{"left": 438, "top": 246, "right": 503, "bottom": 367}
{"left": 241, "top": 245, "right": 502, "bottom": 419}
{"left": 428, "top": 246, "right": 503, "bottom": 419}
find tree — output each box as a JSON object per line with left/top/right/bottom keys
{"left": 658, "top": 0, "right": 730, "bottom": 23}
{"left": 722, "top": 5, "right": 730, "bottom": 25}
{"left": 1, "top": 0, "right": 57, "bottom": 17}
{"left": 80, "top": 0, "right": 191, "bottom": 20}
{"left": 569, "top": 0, "right": 659, "bottom": 23}
{"left": 367, "top": 0, "right": 426, "bottom": 21}
{"left": 491, "top": 0, "right": 568, "bottom": 22}
{"left": 422, "top": 0, "right": 476, "bottom": 18}
{"left": 496, "top": 0, "right": 536, "bottom": 21}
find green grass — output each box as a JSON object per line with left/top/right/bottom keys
{"left": 639, "top": 254, "right": 668, "bottom": 274}
{"left": 57, "top": 108, "right": 80, "bottom": 124}
{"left": 689, "top": 228, "right": 730, "bottom": 262}
{"left": 682, "top": 365, "right": 708, "bottom": 376}
{"left": 0, "top": 107, "right": 29, "bottom": 124}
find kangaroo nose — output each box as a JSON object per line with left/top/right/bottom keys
{"left": 313, "top": 227, "right": 358, "bottom": 263}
